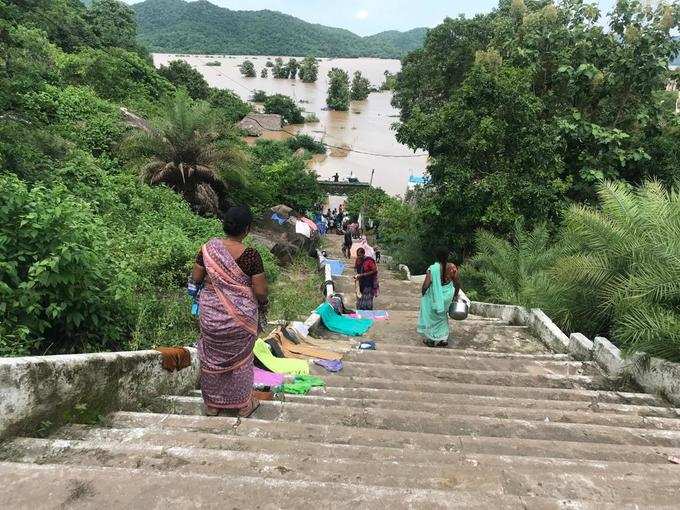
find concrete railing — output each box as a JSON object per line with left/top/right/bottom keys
{"left": 0, "top": 348, "right": 199, "bottom": 440}
{"left": 469, "top": 301, "right": 680, "bottom": 406}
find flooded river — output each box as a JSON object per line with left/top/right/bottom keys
{"left": 153, "top": 54, "right": 428, "bottom": 197}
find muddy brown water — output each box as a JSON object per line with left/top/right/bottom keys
{"left": 153, "top": 54, "right": 429, "bottom": 197}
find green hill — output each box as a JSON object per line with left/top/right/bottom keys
{"left": 132, "top": 0, "right": 427, "bottom": 58}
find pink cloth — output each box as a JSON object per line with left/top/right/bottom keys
{"left": 254, "top": 367, "right": 284, "bottom": 387}
{"left": 301, "top": 217, "right": 318, "bottom": 231}
{"left": 350, "top": 238, "right": 376, "bottom": 260}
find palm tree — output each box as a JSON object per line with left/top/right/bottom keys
{"left": 552, "top": 180, "right": 680, "bottom": 360}
{"left": 124, "top": 91, "right": 248, "bottom": 216}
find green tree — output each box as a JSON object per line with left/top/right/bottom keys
{"left": 207, "top": 88, "right": 251, "bottom": 122}
{"left": 327, "top": 67, "right": 350, "bottom": 111}
{"left": 272, "top": 57, "right": 289, "bottom": 79}
{"left": 85, "top": 0, "right": 138, "bottom": 51}
{"left": 124, "top": 91, "right": 246, "bottom": 216}
{"left": 239, "top": 60, "right": 256, "bottom": 77}
{"left": 299, "top": 56, "right": 319, "bottom": 83}
{"left": 158, "top": 60, "right": 210, "bottom": 100}
{"left": 264, "top": 94, "right": 304, "bottom": 124}
{"left": 287, "top": 58, "right": 299, "bottom": 79}
{"left": 350, "top": 70, "right": 371, "bottom": 100}
{"left": 286, "top": 134, "right": 326, "bottom": 154}
{"left": 380, "top": 70, "right": 397, "bottom": 91}
{"left": 252, "top": 90, "right": 268, "bottom": 102}
{"left": 393, "top": 0, "right": 680, "bottom": 254}
{"left": 346, "top": 187, "right": 390, "bottom": 219}
{"left": 250, "top": 156, "right": 323, "bottom": 213}
{"left": 260, "top": 67, "right": 268, "bottom": 78}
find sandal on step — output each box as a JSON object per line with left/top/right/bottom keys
{"left": 238, "top": 397, "right": 261, "bottom": 418}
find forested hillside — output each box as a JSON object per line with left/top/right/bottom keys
{"left": 132, "top": 0, "right": 427, "bottom": 58}
{"left": 0, "top": 0, "right": 324, "bottom": 357}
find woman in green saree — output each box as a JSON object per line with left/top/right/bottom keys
{"left": 417, "top": 248, "right": 461, "bottom": 347}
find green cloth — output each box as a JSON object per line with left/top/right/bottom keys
{"left": 277, "top": 375, "right": 325, "bottom": 395}
{"left": 253, "top": 339, "right": 309, "bottom": 376}
{"left": 417, "top": 262, "right": 454, "bottom": 344}
{"left": 316, "top": 302, "right": 373, "bottom": 336}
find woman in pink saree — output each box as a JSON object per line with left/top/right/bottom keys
{"left": 191, "top": 206, "right": 268, "bottom": 417}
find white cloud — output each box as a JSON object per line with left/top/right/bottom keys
{"left": 355, "top": 9, "right": 369, "bottom": 20}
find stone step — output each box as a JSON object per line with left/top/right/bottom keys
{"left": 271, "top": 394, "right": 680, "bottom": 430}
{"left": 314, "top": 361, "right": 609, "bottom": 389}
{"left": 5, "top": 437, "right": 680, "bottom": 505}
{"left": 161, "top": 396, "right": 680, "bottom": 448}
{"left": 315, "top": 374, "right": 661, "bottom": 406}
{"left": 343, "top": 349, "right": 596, "bottom": 375}
{"left": 0, "top": 461, "right": 588, "bottom": 510}
{"left": 77, "top": 412, "right": 680, "bottom": 464}
{"left": 345, "top": 343, "right": 573, "bottom": 360}
{"left": 311, "top": 386, "right": 680, "bottom": 418}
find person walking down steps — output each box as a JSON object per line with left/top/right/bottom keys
{"left": 190, "top": 206, "right": 269, "bottom": 418}
{"left": 417, "top": 248, "right": 460, "bottom": 347}
{"left": 354, "top": 247, "right": 379, "bottom": 310}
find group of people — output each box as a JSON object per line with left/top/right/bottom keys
{"left": 188, "top": 205, "right": 462, "bottom": 418}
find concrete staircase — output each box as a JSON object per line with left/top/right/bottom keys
{"left": 2, "top": 240, "right": 680, "bottom": 508}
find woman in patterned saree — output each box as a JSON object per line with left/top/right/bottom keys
{"left": 354, "top": 248, "right": 379, "bottom": 310}
{"left": 190, "top": 206, "right": 269, "bottom": 417}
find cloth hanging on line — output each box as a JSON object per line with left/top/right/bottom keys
{"left": 315, "top": 302, "right": 373, "bottom": 336}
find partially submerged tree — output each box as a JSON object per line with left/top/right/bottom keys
{"left": 272, "top": 57, "right": 289, "bottom": 78}
{"left": 287, "top": 58, "right": 299, "bottom": 79}
{"left": 350, "top": 70, "right": 371, "bottom": 100}
{"left": 299, "top": 56, "right": 319, "bottom": 83}
{"left": 264, "top": 94, "right": 305, "bottom": 124}
{"left": 239, "top": 60, "right": 256, "bottom": 77}
{"left": 327, "top": 68, "right": 350, "bottom": 111}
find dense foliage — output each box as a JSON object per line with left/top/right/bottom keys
{"left": 263, "top": 94, "right": 305, "bottom": 125}
{"left": 327, "top": 68, "right": 350, "bottom": 111}
{"left": 158, "top": 59, "right": 210, "bottom": 100}
{"left": 239, "top": 60, "right": 256, "bottom": 78}
{"left": 350, "top": 71, "right": 372, "bottom": 101}
{"left": 299, "top": 56, "right": 319, "bottom": 83}
{"left": 132, "top": 0, "right": 426, "bottom": 58}
{"left": 466, "top": 181, "right": 680, "bottom": 362}
{"left": 391, "top": 0, "right": 680, "bottom": 256}
{"left": 0, "top": 0, "right": 323, "bottom": 357}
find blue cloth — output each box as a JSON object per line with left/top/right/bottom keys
{"left": 325, "top": 259, "right": 346, "bottom": 276}
{"left": 316, "top": 302, "right": 373, "bottom": 336}
{"left": 271, "top": 213, "right": 287, "bottom": 225}
{"left": 314, "top": 359, "right": 343, "bottom": 372}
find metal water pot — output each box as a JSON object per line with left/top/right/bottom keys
{"left": 448, "top": 298, "right": 469, "bottom": 321}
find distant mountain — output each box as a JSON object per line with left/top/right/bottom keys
{"left": 132, "top": 0, "right": 427, "bottom": 58}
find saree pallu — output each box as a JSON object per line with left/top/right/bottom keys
{"left": 417, "top": 262, "right": 454, "bottom": 344}
{"left": 198, "top": 239, "right": 259, "bottom": 409}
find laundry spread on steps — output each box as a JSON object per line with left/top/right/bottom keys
{"left": 316, "top": 302, "right": 373, "bottom": 336}
{"left": 276, "top": 375, "right": 326, "bottom": 395}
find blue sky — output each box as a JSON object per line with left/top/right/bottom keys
{"left": 126, "top": 1, "right": 619, "bottom": 36}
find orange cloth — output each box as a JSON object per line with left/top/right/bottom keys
{"left": 268, "top": 330, "right": 342, "bottom": 361}
{"left": 155, "top": 347, "right": 192, "bottom": 372}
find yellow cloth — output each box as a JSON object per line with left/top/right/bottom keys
{"left": 253, "top": 339, "right": 309, "bottom": 376}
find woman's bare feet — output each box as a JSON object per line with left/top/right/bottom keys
{"left": 238, "top": 397, "right": 261, "bottom": 418}
{"left": 204, "top": 405, "right": 220, "bottom": 417}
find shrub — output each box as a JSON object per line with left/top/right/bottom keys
{"left": 252, "top": 90, "right": 268, "bottom": 102}
{"left": 286, "top": 134, "right": 326, "bottom": 155}
{"left": 263, "top": 94, "right": 304, "bottom": 125}
{"left": 0, "top": 174, "right": 133, "bottom": 356}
